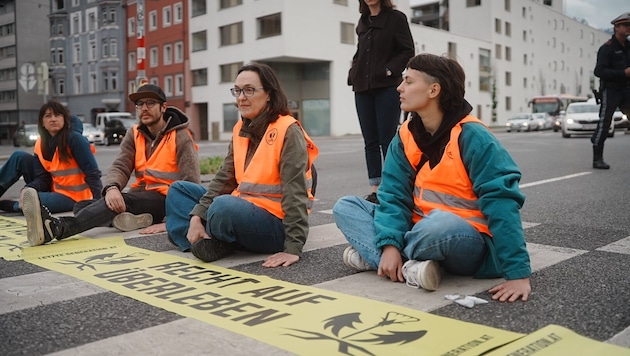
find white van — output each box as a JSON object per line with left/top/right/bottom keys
{"left": 94, "top": 112, "right": 136, "bottom": 145}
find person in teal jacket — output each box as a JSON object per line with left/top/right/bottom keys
{"left": 333, "top": 53, "right": 532, "bottom": 302}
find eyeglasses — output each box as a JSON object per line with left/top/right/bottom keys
{"left": 135, "top": 100, "right": 161, "bottom": 109}
{"left": 230, "top": 87, "right": 264, "bottom": 98}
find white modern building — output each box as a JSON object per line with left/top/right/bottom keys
{"left": 189, "top": 0, "right": 609, "bottom": 140}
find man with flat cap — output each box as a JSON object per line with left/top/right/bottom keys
{"left": 591, "top": 12, "right": 630, "bottom": 169}
{"left": 22, "top": 83, "right": 200, "bottom": 246}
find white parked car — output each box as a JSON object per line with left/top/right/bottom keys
{"left": 532, "top": 113, "right": 551, "bottom": 130}
{"left": 505, "top": 113, "right": 538, "bottom": 132}
{"left": 82, "top": 123, "right": 106, "bottom": 145}
{"left": 562, "top": 102, "right": 614, "bottom": 138}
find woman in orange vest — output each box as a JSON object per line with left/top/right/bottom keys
{"left": 334, "top": 54, "right": 532, "bottom": 302}
{"left": 165, "top": 62, "right": 319, "bottom": 267}
{"left": 0, "top": 100, "right": 101, "bottom": 214}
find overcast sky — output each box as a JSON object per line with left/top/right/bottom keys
{"left": 408, "top": 0, "right": 626, "bottom": 31}
{"left": 563, "top": 0, "right": 627, "bottom": 30}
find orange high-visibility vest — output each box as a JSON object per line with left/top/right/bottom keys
{"left": 398, "top": 116, "right": 491, "bottom": 235}
{"left": 131, "top": 126, "right": 189, "bottom": 195}
{"left": 232, "top": 115, "right": 318, "bottom": 219}
{"left": 34, "top": 139, "right": 93, "bottom": 202}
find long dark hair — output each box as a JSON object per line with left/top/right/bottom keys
{"left": 237, "top": 62, "right": 290, "bottom": 121}
{"left": 406, "top": 54, "right": 465, "bottom": 116}
{"left": 359, "top": 0, "right": 395, "bottom": 15}
{"left": 38, "top": 100, "right": 72, "bottom": 162}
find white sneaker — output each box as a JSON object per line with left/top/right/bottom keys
{"left": 402, "top": 260, "right": 441, "bottom": 291}
{"left": 112, "top": 212, "right": 153, "bottom": 232}
{"left": 342, "top": 246, "right": 373, "bottom": 271}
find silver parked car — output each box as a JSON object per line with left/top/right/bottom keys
{"left": 12, "top": 124, "right": 39, "bottom": 147}
{"left": 505, "top": 113, "right": 538, "bottom": 132}
{"left": 562, "top": 101, "right": 614, "bottom": 138}
{"left": 82, "top": 123, "right": 106, "bottom": 145}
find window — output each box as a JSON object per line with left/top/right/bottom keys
{"left": 175, "top": 74, "right": 184, "bottom": 96}
{"left": 505, "top": 71, "right": 511, "bottom": 86}
{"left": 108, "top": 9, "right": 116, "bottom": 24}
{"left": 89, "top": 40, "right": 96, "bottom": 61}
{"left": 523, "top": 77, "right": 527, "bottom": 89}
{"left": 149, "top": 10, "right": 157, "bottom": 31}
{"left": 494, "top": 18, "right": 501, "bottom": 34}
{"left": 150, "top": 47, "right": 158, "bottom": 67}
{"left": 523, "top": 53, "right": 527, "bottom": 65}
{"left": 58, "top": 49, "right": 64, "bottom": 64}
{"left": 51, "top": 50, "right": 56, "bottom": 65}
{"left": 478, "top": 48, "right": 491, "bottom": 92}
{"left": 341, "top": 22, "right": 354, "bottom": 44}
{"left": 89, "top": 72, "right": 97, "bottom": 93}
{"left": 102, "top": 71, "right": 108, "bottom": 91}
{"left": 111, "top": 71, "right": 118, "bottom": 90}
{"left": 163, "top": 44, "right": 172, "bottom": 65}
{"left": 495, "top": 44, "right": 502, "bottom": 59}
{"left": 257, "top": 13, "right": 281, "bottom": 39}
{"left": 220, "top": 62, "right": 243, "bottom": 83}
{"left": 57, "top": 23, "right": 63, "bottom": 35}
{"left": 505, "top": 22, "right": 511, "bottom": 37}
{"left": 505, "top": 96, "right": 512, "bottom": 111}
{"left": 522, "top": 6, "right": 526, "bottom": 18}
{"left": 219, "top": 23, "right": 242, "bottom": 46}
{"left": 175, "top": 41, "right": 184, "bottom": 63}
{"left": 220, "top": 0, "right": 242, "bottom": 9}
{"left": 74, "top": 74, "right": 81, "bottom": 94}
{"left": 150, "top": 77, "right": 159, "bottom": 86}
{"left": 334, "top": 0, "right": 348, "bottom": 5}
{"left": 87, "top": 10, "right": 97, "bottom": 31}
{"left": 57, "top": 79, "right": 65, "bottom": 95}
{"left": 192, "top": 0, "right": 206, "bottom": 17}
{"left": 163, "top": 6, "right": 172, "bottom": 28}
{"left": 71, "top": 13, "right": 80, "bottom": 34}
{"left": 128, "top": 17, "right": 135, "bottom": 37}
{"left": 466, "top": 0, "right": 481, "bottom": 7}
{"left": 174, "top": 3, "right": 183, "bottom": 24}
{"left": 110, "top": 39, "right": 117, "bottom": 57}
{"left": 522, "top": 30, "right": 527, "bottom": 41}
{"left": 192, "top": 30, "right": 208, "bottom": 51}
{"left": 102, "top": 40, "right": 109, "bottom": 58}
{"left": 73, "top": 43, "right": 80, "bottom": 62}
{"left": 164, "top": 76, "right": 173, "bottom": 96}
{"left": 223, "top": 103, "right": 239, "bottom": 132}
{"left": 504, "top": 0, "right": 510, "bottom": 11}
{"left": 192, "top": 68, "right": 208, "bottom": 86}
{"left": 505, "top": 46, "right": 511, "bottom": 61}
{"left": 128, "top": 52, "right": 136, "bottom": 71}
{"left": 448, "top": 42, "right": 457, "bottom": 59}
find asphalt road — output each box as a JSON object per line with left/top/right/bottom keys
{"left": 0, "top": 129, "right": 629, "bottom": 355}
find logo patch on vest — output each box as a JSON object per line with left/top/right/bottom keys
{"left": 266, "top": 128, "right": 279, "bottom": 145}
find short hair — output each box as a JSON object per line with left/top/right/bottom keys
{"left": 406, "top": 54, "right": 466, "bottom": 115}
{"left": 38, "top": 100, "right": 73, "bottom": 162}
{"left": 359, "top": 0, "right": 395, "bottom": 15}
{"left": 237, "top": 62, "right": 290, "bottom": 120}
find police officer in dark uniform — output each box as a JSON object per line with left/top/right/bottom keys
{"left": 591, "top": 12, "right": 630, "bottom": 169}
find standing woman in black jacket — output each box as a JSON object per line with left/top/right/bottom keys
{"left": 348, "top": 0, "right": 414, "bottom": 204}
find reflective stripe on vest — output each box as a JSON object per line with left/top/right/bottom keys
{"left": 399, "top": 116, "right": 491, "bottom": 236}
{"left": 232, "top": 115, "right": 319, "bottom": 218}
{"left": 34, "top": 138, "right": 93, "bottom": 202}
{"left": 130, "top": 125, "right": 185, "bottom": 195}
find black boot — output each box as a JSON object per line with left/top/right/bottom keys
{"left": 592, "top": 146, "right": 610, "bottom": 169}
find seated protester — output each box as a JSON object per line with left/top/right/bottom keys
{"left": 333, "top": 54, "right": 532, "bottom": 302}
{"left": 23, "top": 84, "right": 200, "bottom": 246}
{"left": 0, "top": 101, "right": 101, "bottom": 214}
{"left": 165, "top": 62, "right": 318, "bottom": 268}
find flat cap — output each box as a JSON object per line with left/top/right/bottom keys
{"left": 611, "top": 12, "right": 630, "bottom": 25}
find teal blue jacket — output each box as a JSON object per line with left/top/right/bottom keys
{"left": 374, "top": 121, "right": 531, "bottom": 280}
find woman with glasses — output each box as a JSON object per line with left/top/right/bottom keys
{"left": 0, "top": 100, "right": 102, "bottom": 214}
{"left": 165, "top": 62, "right": 319, "bottom": 267}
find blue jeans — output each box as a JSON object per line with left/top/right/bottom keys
{"left": 165, "top": 181, "right": 285, "bottom": 253}
{"left": 354, "top": 86, "right": 401, "bottom": 186}
{"left": 0, "top": 151, "right": 75, "bottom": 213}
{"left": 333, "top": 196, "right": 487, "bottom": 276}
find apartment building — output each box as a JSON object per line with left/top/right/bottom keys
{"left": 48, "top": 0, "right": 127, "bottom": 124}
{"left": 189, "top": 0, "right": 609, "bottom": 140}
{"left": 124, "top": 0, "right": 194, "bottom": 137}
{"left": 0, "top": 0, "right": 49, "bottom": 143}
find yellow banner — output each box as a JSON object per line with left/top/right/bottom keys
{"left": 22, "top": 237, "right": 522, "bottom": 355}
{"left": 484, "top": 325, "right": 630, "bottom": 356}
